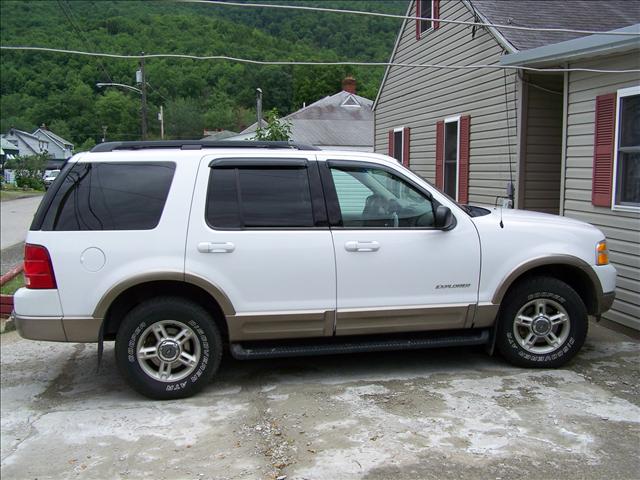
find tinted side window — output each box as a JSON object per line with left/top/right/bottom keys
{"left": 330, "top": 166, "right": 434, "bottom": 228}
{"left": 42, "top": 162, "right": 175, "bottom": 231}
{"left": 206, "top": 167, "right": 315, "bottom": 228}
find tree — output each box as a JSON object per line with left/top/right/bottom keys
{"left": 165, "top": 97, "right": 205, "bottom": 140}
{"left": 254, "top": 109, "right": 292, "bottom": 141}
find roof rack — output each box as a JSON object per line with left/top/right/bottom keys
{"left": 91, "top": 140, "right": 320, "bottom": 153}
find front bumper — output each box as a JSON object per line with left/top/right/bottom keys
{"left": 598, "top": 291, "right": 616, "bottom": 315}
{"left": 15, "top": 314, "right": 102, "bottom": 342}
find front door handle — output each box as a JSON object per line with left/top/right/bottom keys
{"left": 345, "top": 240, "right": 380, "bottom": 252}
{"left": 198, "top": 242, "right": 235, "bottom": 253}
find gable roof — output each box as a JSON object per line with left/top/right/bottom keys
{"left": 33, "top": 128, "right": 73, "bottom": 148}
{"left": 470, "top": 0, "right": 640, "bottom": 51}
{"left": 237, "top": 90, "right": 374, "bottom": 148}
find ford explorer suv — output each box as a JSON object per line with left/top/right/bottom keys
{"left": 14, "top": 140, "right": 616, "bottom": 399}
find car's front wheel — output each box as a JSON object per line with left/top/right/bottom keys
{"left": 496, "top": 277, "right": 588, "bottom": 368}
{"left": 115, "top": 297, "right": 222, "bottom": 399}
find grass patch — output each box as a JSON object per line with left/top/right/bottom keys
{"left": 0, "top": 189, "right": 44, "bottom": 202}
{"left": 1, "top": 273, "right": 24, "bottom": 295}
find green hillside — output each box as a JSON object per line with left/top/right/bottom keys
{"left": 0, "top": 0, "right": 407, "bottom": 147}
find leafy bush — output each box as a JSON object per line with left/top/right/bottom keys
{"left": 4, "top": 153, "right": 48, "bottom": 191}
{"left": 254, "top": 109, "right": 292, "bottom": 141}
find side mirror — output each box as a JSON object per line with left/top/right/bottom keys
{"left": 435, "top": 205, "right": 453, "bottom": 230}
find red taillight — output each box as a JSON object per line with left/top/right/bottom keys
{"left": 24, "top": 244, "right": 57, "bottom": 289}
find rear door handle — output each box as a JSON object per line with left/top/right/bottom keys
{"left": 198, "top": 242, "right": 235, "bottom": 253}
{"left": 345, "top": 240, "right": 380, "bottom": 252}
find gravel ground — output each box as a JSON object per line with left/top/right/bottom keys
{"left": 1, "top": 321, "right": 639, "bottom": 480}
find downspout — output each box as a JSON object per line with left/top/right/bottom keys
{"left": 559, "top": 62, "right": 569, "bottom": 216}
{"left": 515, "top": 72, "right": 527, "bottom": 209}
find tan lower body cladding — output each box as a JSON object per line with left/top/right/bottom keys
{"left": 226, "top": 303, "right": 499, "bottom": 341}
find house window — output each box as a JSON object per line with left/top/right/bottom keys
{"left": 388, "top": 127, "right": 410, "bottom": 168}
{"left": 393, "top": 129, "right": 404, "bottom": 163}
{"left": 416, "top": 0, "right": 440, "bottom": 39}
{"left": 613, "top": 86, "right": 640, "bottom": 209}
{"left": 418, "top": 0, "right": 433, "bottom": 34}
{"left": 444, "top": 117, "right": 459, "bottom": 199}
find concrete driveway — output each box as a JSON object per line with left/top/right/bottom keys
{"left": 1, "top": 321, "right": 639, "bottom": 480}
{"left": 0, "top": 196, "right": 43, "bottom": 251}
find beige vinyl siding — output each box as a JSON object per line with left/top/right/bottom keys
{"left": 375, "top": 0, "right": 518, "bottom": 206}
{"left": 521, "top": 74, "right": 563, "bottom": 214}
{"left": 564, "top": 52, "right": 640, "bottom": 330}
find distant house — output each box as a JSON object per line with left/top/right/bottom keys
{"left": 1, "top": 126, "right": 73, "bottom": 170}
{"left": 33, "top": 124, "right": 74, "bottom": 167}
{"left": 374, "top": 0, "right": 640, "bottom": 330}
{"left": 0, "top": 137, "right": 19, "bottom": 165}
{"left": 1, "top": 128, "right": 48, "bottom": 158}
{"left": 231, "top": 77, "right": 374, "bottom": 151}
{"left": 201, "top": 129, "right": 238, "bottom": 141}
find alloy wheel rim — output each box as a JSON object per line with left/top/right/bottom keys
{"left": 513, "top": 299, "right": 570, "bottom": 354}
{"left": 136, "top": 320, "right": 201, "bottom": 382}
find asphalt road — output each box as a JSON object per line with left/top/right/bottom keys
{"left": 0, "top": 196, "right": 43, "bottom": 251}
{"left": 1, "top": 321, "right": 639, "bottom": 480}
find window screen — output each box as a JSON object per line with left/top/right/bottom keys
{"left": 42, "top": 162, "right": 175, "bottom": 231}
{"left": 206, "top": 167, "right": 314, "bottom": 228}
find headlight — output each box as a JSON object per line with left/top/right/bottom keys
{"left": 596, "top": 240, "right": 609, "bottom": 266}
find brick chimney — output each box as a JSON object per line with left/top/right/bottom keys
{"left": 342, "top": 76, "right": 356, "bottom": 94}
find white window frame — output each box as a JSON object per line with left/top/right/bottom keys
{"left": 444, "top": 115, "right": 461, "bottom": 201}
{"left": 611, "top": 85, "right": 640, "bottom": 212}
{"left": 393, "top": 127, "right": 405, "bottom": 164}
{"left": 418, "top": 0, "right": 436, "bottom": 38}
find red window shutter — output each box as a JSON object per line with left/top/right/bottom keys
{"left": 592, "top": 93, "right": 616, "bottom": 207}
{"left": 415, "top": 0, "right": 421, "bottom": 41}
{"left": 403, "top": 127, "right": 411, "bottom": 167}
{"left": 388, "top": 129, "right": 394, "bottom": 157}
{"left": 433, "top": 0, "right": 441, "bottom": 30}
{"left": 458, "top": 115, "right": 470, "bottom": 204}
{"left": 435, "top": 121, "right": 444, "bottom": 189}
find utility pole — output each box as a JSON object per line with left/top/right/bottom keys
{"left": 256, "top": 88, "right": 263, "bottom": 129}
{"left": 158, "top": 105, "right": 164, "bottom": 140}
{"left": 138, "top": 51, "right": 148, "bottom": 140}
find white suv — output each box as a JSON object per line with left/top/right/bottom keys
{"left": 14, "top": 141, "right": 616, "bottom": 399}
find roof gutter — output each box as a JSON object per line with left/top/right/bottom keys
{"left": 501, "top": 23, "right": 640, "bottom": 67}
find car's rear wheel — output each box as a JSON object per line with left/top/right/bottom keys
{"left": 115, "top": 297, "right": 222, "bottom": 399}
{"left": 496, "top": 277, "right": 588, "bottom": 368}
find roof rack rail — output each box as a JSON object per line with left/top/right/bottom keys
{"left": 91, "top": 140, "right": 320, "bottom": 153}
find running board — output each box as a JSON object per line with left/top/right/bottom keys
{"left": 230, "top": 329, "right": 490, "bottom": 360}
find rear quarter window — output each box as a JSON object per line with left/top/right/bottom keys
{"left": 37, "top": 162, "right": 176, "bottom": 231}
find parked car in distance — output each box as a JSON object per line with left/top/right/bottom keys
{"left": 42, "top": 169, "right": 60, "bottom": 190}
{"left": 14, "top": 141, "right": 617, "bottom": 399}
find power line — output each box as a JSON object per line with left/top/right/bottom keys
{"left": 179, "top": 0, "right": 640, "bottom": 37}
{"left": 2, "top": 46, "right": 639, "bottom": 73}
{"left": 56, "top": 0, "right": 115, "bottom": 83}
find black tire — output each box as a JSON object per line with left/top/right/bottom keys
{"left": 115, "top": 297, "right": 223, "bottom": 400}
{"left": 496, "top": 276, "right": 588, "bottom": 368}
